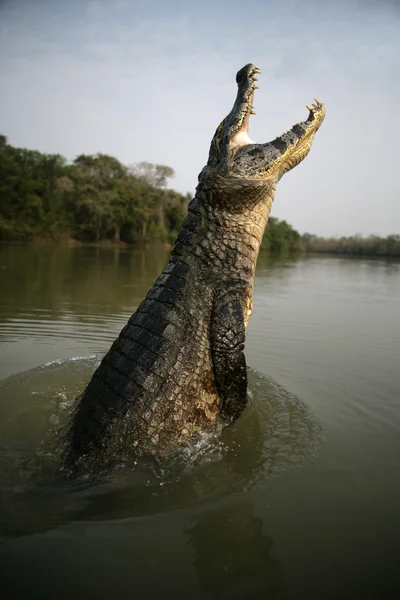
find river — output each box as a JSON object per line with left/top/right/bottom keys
{"left": 1, "top": 243, "right": 399, "bottom": 599}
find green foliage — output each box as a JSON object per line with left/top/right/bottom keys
{"left": 0, "top": 137, "right": 187, "bottom": 244}
{"left": 0, "top": 137, "right": 67, "bottom": 240}
{"left": 302, "top": 233, "right": 400, "bottom": 257}
{"left": 0, "top": 135, "right": 302, "bottom": 253}
{"left": 261, "top": 217, "right": 303, "bottom": 254}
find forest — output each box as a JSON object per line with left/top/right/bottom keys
{"left": 2, "top": 135, "right": 396, "bottom": 257}
{"left": 0, "top": 135, "right": 302, "bottom": 253}
{"left": 302, "top": 233, "right": 400, "bottom": 257}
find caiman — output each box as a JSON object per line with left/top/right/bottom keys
{"left": 63, "top": 64, "right": 325, "bottom": 472}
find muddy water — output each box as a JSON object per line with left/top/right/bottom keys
{"left": 1, "top": 244, "right": 399, "bottom": 599}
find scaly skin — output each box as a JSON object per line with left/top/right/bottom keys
{"left": 63, "top": 64, "right": 325, "bottom": 472}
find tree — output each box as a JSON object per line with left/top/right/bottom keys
{"left": 262, "top": 218, "right": 303, "bottom": 254}
{"left": 129, "top": 162, "right": 175, "bottom": 189}
{"left": 0, "top": 136, "right": 312, "bottom": 253}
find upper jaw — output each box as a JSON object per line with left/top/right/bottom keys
{"left": 206, "top": 63, "right": 261, "bottom": 168}
{"left": 230, "top": 63, "right": 261, "bottom": 142}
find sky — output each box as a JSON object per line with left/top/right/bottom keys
{"left": 0, "top": 0, "right": 399, "bottom": 237}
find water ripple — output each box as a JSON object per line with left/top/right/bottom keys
{"left": 0, "top": 357, "right": 321, "bottom": 537}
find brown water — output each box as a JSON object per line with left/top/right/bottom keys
{"left": 0, "top": 244, "right": 399, "bottom": 599}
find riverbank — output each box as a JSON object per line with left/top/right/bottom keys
{"left": 302, "top": 233, "right": 400, "bottom": 257}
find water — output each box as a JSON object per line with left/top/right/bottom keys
{"left": 1, "top": 244, "right": 399, "bottom": 599}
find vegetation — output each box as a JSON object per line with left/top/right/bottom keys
{"left": 0, "top": 135, "right": 303, "bottom": 253}
{"left": 302, "top": 233, "right": 400, "bottom": 257}
{"left": 0, "top": 135, "right": 188, "bottom": 243}
{"left": 2, "top": 136, "right": 397, "bottom": 257}
{"left": 261, "top": 217, "right": 303, "bottom": 254}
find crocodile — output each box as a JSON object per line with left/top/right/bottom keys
{"left": 63, "top": 64, "right": 325, "bottom": 472}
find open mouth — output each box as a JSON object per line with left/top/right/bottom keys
{"left": 233, "top": 64, "right": 326, "bottom": 178}
{"left": 234, "top": 64, "right": 325, "bottom": 148}
{"left": 207, "top": 63, "right": 325, "bottom": 178}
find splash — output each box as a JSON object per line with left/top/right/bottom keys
{"left": 0, "top": 357, "right": 321, "bottom": 537}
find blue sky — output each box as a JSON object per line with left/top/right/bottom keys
{"left": 1, "top": 0, "right": 399, "bottom": 236}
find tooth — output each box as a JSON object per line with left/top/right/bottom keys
{"left": 254, "top": 85, "right": 259, "bottom": 89}
{"left": 250, "top": 110, "right": 256, "bottom": 115}
{"left": 253, "top": 77, "right": 258, "bottom": 81}
{"left": 254, "top": 66, "right": 261, "bottom": 74}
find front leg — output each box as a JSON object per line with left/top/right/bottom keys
{"left": 211, "top": 286, "right": 249, "bottom": 422}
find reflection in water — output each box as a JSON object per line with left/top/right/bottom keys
{"left": 0, "top": 243, "right": 170, "bottom": 318}
{"left": 0, "top": 244, "right": 171, "bottom": 377}
{"left": 186, "top": 502, "right": 289, "bottom": 599}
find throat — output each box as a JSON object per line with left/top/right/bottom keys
{"left": 230, "top": 130, "right": 254, "bottom": 148}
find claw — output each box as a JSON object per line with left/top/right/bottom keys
{"left": 250, "top": 109, "right": 256, "bottom": 115}
{"left": 253, "top": 66, "right": 261, "bottom": 74}
{"left": 306, "top": 105, "right": 313, "bottom": 112}
{"left": 253, "top": 85, "right": 259, "bottom": 89}
{"left": 314, "top": 97, "right": 321, "bottom": 106}
{"left": 253, "top": 77, "right": 258, "bottom": 81}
